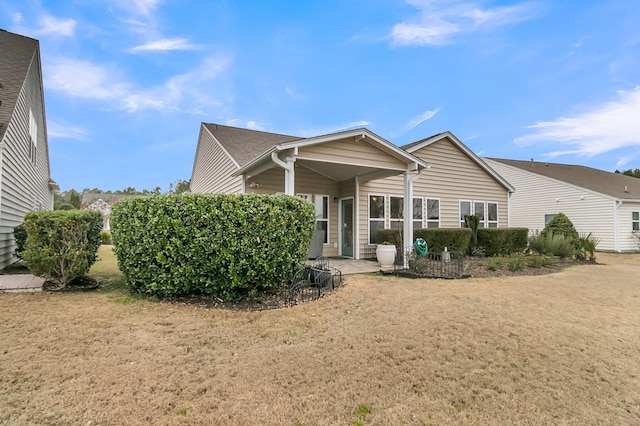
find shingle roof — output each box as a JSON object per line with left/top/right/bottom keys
{"left": 399, "top": 132, "right": 446, "bottom": 151}
{"left": 0, "top": 29, "right": 39, "bottom": 143}
{"left": 202, "top": 123, "right": 302, "bottom": 167}
{"left": 487, "top": 158, "right": 640, "bottom": 200}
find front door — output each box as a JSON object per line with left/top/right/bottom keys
{"left": 341, "top": 198, "right": 354, "bottom": 257}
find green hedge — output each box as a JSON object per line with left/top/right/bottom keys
{"left": 22, "top": 210, "right": 102, "bottom": 288}
{"left": 110, "top": 194, "right": 316, "bottom": 300}
{"left": 12, "top": 223, "right": 27, "bottom": 260}
{"left": 377, "top": 228, "right": 471, "bottom": 253}
{"left": 477, "top": 227, "right": 529, "bottom": 256}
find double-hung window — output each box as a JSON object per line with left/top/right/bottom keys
{"left": 315, "top": 195, "right": 329, "bottom": 243}
{"left": 633, "top": 212, "right": 640, "bottom": 231}
{"left": 413, "top": 197, "right": 423, "bottom": 229}
{"left": 427, "top": 198, "right": 440, "bottom": 228}
{"left": 474, "top": 201, "right": 486, "bottom": 228}
{"left": 390, "top": 196, "right": 404, "bottom": 230}
{"left": 487, "top": 202, "right": 498, "bottom": 228}
{"left": 369, "top": 195, "right": 385, "bottom": 244}
{"left": 460, "top": 200, "right": 471, "bottom": 227}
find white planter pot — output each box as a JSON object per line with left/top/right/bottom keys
{"left": 376, "top": 244, "right": 397, "bottom": 268}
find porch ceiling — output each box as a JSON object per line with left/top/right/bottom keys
{"left": 296, "top": 158, "right": 405, "bottom": 182}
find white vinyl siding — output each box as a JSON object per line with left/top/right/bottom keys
{"left": 0, "top": 44, "right": 54, "bottom": 269}
{"left": 486, "top": 159, "right": 618, "bottom": 251}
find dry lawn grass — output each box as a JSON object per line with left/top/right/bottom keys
{"left": 1, "top": 249, "right": 640, "bottom": 425}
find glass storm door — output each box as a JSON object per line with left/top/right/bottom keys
{"left": 341, "top": 199, "right": 354, "bottom": 257}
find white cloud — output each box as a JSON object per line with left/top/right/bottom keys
{"left": 45, "top": 58, "right": 130, "bottom": 101}
{"left": 515, "top": 86, "right": 640, "bottom": 159}
{"left": 34, "top": 15, "right": 76, "bottom": 37}
{"left": 130, "top": 38, "right": 198, "bottom": 52}
{"left": 106, "top": 0, "right": 162, "bottom": 17}
{"left": 391, "top": 0, "right": 536, "bottom": 46}
{"left": 403, "top": 107, "right": 441, "bottom": 132}
{"left": 45, "top": 55, "right": 232, "bottom": 113}
{"left": 47, "top": 121, "right": 88, "bottom": 141}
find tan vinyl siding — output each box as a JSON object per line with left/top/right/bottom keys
{"left": 486, "top": 159, "right": 616, "bottom": 251}
{"left": 355, "top": 139, "right": 510, "bottom": 251}
{"left": 298, "top": 138, "right": 406, "bottom": 170}
{"left": 190, "top": 126, "right": 242, "bottom": 194}
{"left": 0, "top": 49, "right": 53, "bottom": 269}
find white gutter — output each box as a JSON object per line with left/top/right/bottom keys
{"left": 271, "top": 151, "right": 295, "bottom": 195}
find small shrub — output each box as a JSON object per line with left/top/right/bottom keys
{"left": 100, "top": 231, "right": 112, "bottom": 245}
{"left": 526, "top": 255, "right": 555, "bottom": 268}
{"left": 507, "top": 254, "right": 525, "bottom": 272}
{"left": 22, "top": 210, "right": 103, "bottom": 289}
{"left": 477, "top": 227, "right": 528, "bottom": 256}
{"left": 485, "top": 257, "right": 504, "bottom": 271}
{"left": 529, "top": 233, "right": 575, "bottom": 258}
{"left": 576, "top": 232, "right": 600, "bottom": 261}
{"left": 13, "top": 223, "right": 27, "bottom": 260}
{"left": 541, "top": 213, "right": 579, "bottom": 249}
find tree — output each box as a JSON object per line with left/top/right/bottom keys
{"left": 616, "top": 168, "right": 640, "bottom": 178}
{"left": 69, "top": 189, "right": 82, "bottom": 209}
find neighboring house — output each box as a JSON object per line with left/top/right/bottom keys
{"left": 190, "top": 123, "right": 513, "bottom": 259}
{"left": 81, "top": 193, "right": 136, "bottom": 231}
{"left": 485, "top": 158, "right": 640, "bottom": 252}
{"left": 0, "top": 30, "right": 58, "bottom": 269}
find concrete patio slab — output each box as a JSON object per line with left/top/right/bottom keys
{"left": 0, "top": 274, "right": 44, "bottom": 293}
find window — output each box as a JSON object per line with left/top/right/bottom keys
{"left": 413, "top": 197, "right": 423, "bottom": 230}
{"left": 633, "top": 212, "right": 640, "bottom": 231}
{"left": 487, "top": 202, "right": 498, "bottom": 228}
{"left": 474, "top": 201, "right": 485, "bottom": 228}
{"left": 315, "top": 195, "right": 329, "bottom": 243}
{"left": 427, "top": 198, "right": 440, "bottom": 228}
{"left": 390, "top": 196, "right": 404, "bottom": 230}
{"left": 545, "top": 214, "right": 556, "bottom": 225}
{"left": 28, "top": 109, "right": 37, "bottom": 164}
{"left": 369, "top": 195, "right": 385, "bottom": 244}
{"left": 460, "top": 200, "right": 471, "bottom": 227}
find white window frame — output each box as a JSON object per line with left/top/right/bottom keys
{"left": 426, "top": 198, "right": 440, "bottom": 228}
{"left": 412, "top": 197, "right": 424, "bottom": 230}
{"left": 460, "top": 200, "right": 472, "bottom": 227}
{"left": 368, "top": 194, "right": 386, "bottom": 244}
{"left": 314, "top": 195, "right": 329, "bottom": 244}
{"left": 389, "top": 195, "right": 404, "bottom": 231}
{"left": 633, "top": 211, "right": 640, "bottom": 232}
{"left": 474, "top": 201, "right": 486, "bottom": 228}
{"left": 487, "top": 202, "right": 498, "bottom": 228}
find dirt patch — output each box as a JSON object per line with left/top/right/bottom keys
{"left": 1, "top": 252, "right": 639, "bottom": 425}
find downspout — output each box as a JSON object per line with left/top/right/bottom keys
{"left": 271, "top": 151, "right": 295, "bottom": 195}
{"left": 355, "top": 175, "right": 360, "bottom": 259}
{"left": 403, "top": 168, "right": 427, "bottom": 267}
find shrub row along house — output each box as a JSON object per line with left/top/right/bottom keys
{"left": 0, "top": 30, "right": 57, "bottom": 269}
{"left": 190, "top": 124, "right": 514, "bottom": 259}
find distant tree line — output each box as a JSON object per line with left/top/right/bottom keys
{"left": 614, "top": 169, "right": 640, "bottom": 178}
{"left": 54, "top": 179, "right": 190, "bottom": 210}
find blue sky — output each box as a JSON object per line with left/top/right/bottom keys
{"left": 2, "top": 0, "right": 640, "bottom": 192}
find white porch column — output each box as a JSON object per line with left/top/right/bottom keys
{"left": 403, "top": 171, "right": 413, "bottom": 264}
{"left": 355, "top": 175, "right": 360, "bottom": 260}
{"left": 271, "top": 152, "right": 296, "bottom": 195}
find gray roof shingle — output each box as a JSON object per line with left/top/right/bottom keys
{"left": 0, "top": 29, "right": 39, "bottom": 142}
{"left": 487, "top": 158, "right": 640, "bottom": 200}
{"left": 203, "top": 123, "right": 302, "bottom": 167}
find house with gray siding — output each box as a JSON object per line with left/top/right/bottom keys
{"left": 190, "top": 123, "right": 513, "bottom": 259}
{"left": 0, "top": 30, "right": 58, "bottom": 268}
{"left": 485, "top": 158, "right": 640, "bottom": 252}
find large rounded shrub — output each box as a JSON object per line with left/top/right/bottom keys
{"left": 110, "top": 193, "right": 316, "bottom": 300}
{"left": 22, "top": 210, "right": 103, "bottom": 288}
{"left": 541, "top": 213, "right": 579, "bottom": 249}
